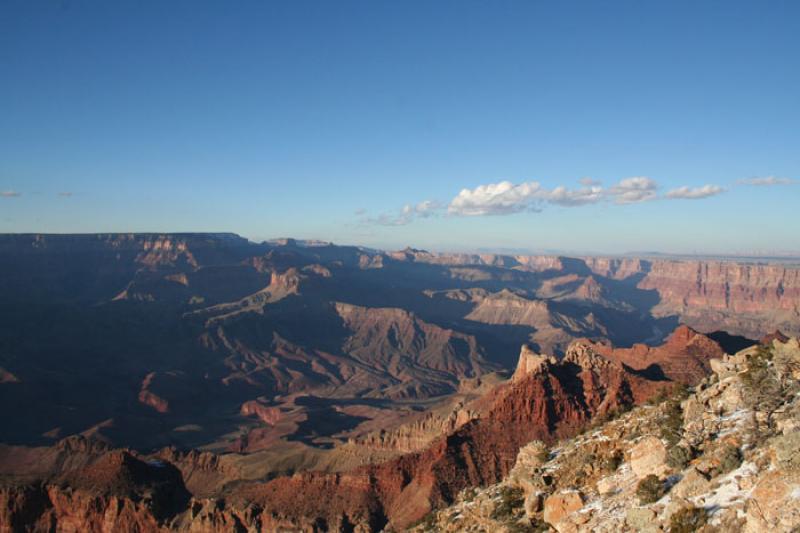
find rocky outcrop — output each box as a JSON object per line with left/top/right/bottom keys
{"left": 578, "top": 324, "right": 725, "bottom": 384}
{"left": 543, "top": 491, "right": 585, "bottom": 530}
{"left": 628, "top": 436, "right": 668, "bottom": 479}
{"left": 138, "top": 372, "right": 170, "bottom": 413}
{"left": 334, "top": 302, "right": 493, "bottom": 395}
{"left": 239, "top": 400, "right": 281, "bottom": 426}
{"left": 512, "top": 345, "right": 555, "bottom": 381}
{"left": 413, "top": 336, "right": 800, "bottom": 533}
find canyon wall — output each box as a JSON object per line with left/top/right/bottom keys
{"left": 638, "top": 259, "right": 800, "bottom": 337}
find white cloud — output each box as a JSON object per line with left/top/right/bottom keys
{"left": 58, "top": 192, "right": 73, "bottom": 198}
{"left": 412, "top": 200, "right": 441, "bottom": 218}
{"left": 448, "top": 181, "right": 544, "bottom": 216}
{"left": 607, "top": 176, "right": 658, "bottom": 204}
{"left": 665, "top": 184, "right": 726, "bottom": 199}
{"left": 1, "top": 190, "right": 21, "bottom": 198}
{"left": 370, "top": 174, "right": 726, "bottom": 225}
{"left": 448, "top": 177, "right": 660, "bottom": 215}
{"left": 579, "top": 177, "right": 602, "bottom": 186}
{"left": 737, "top": 176, "right": 795, "bottom": 186}
{"left": 544, "top": 185, "right": 604, "bottom": 206}
{"left": 363, "top": 200, "right": 442, "bottom": 226}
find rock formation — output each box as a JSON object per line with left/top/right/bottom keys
{"left": 413, "top": 336, "right": 800, "bottom": 533}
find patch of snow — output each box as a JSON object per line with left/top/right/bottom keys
{"left": 694, "top": 461, "right": 758, "bottom": 518}
{"left": 719, "top": 408, "right": 749, "bottom": 422}
{"left": 580, "top": 499, "right": 603, "bottom": 513}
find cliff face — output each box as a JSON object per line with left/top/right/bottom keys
{"left": 638, "top": 260, "right": 800, "bottom": 337}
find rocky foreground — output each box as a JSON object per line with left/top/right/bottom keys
{"left": 412, "top": 337, "right": 800, "bottom": 532}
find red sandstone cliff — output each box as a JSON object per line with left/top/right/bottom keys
{"left": 638, "top": 260, "right": 800, "bottom": 337}
{"left": 574, "top": 324, "right": 725, "bottom": 384}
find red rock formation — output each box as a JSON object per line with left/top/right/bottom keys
{"left": 762, "top": 330, "right": 790, "bottom": 345}
{"left": 138, "top": 372, "right": 170, "bottom": 413}
{"left": 0, "top": 367, "right": 19, "bottom": 384}
{"left": 239, "top": 400, "right": 282, "bottom": 426}
{"left": 639, "top": 260, "right": 800, "bottom": 337}
{"left": 335, "top": 302, "right": 492, "bottom": 392}
{"left": 582, "top": 257, "right": 648, "bottom": 280}
{"left": 575, "top": 325, "right": 724, "bottom": 384}
{"left": 215, "top": 344, "right": 668, "bottom": 530}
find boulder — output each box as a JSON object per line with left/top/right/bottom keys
{"left": 629, "top": 437, "right": 668, "bottom": 478}
{"left": 772, "top": 431, "right": 800, "bottom": 472}
{"left": 543, "top": 491, "right": 584, "bottom": 527}
{"left": 625, "top": 507, "right": 660, "bottom": 532}
{"left": 524, "top": 491, "right": 543, "bottom": 516}
{"left": 745, "top": 470, "right": 800, "bottom": 532}
{"left": 710, "top": 357, "right": 739, "bottom": 379}
{"left": 596, "top": 475, "right": 617, "bottom": 495}
{"left": 671, "top": 468, "right": 711, "bottom": 499}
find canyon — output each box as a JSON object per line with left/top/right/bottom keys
{"left": 1, "top": 233, "right": 798, "bottom": 531}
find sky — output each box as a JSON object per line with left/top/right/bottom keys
{"left": 1, "top": 1, "right": 798, "bottom": 255}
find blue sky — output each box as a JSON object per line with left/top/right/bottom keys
{"left": 1, "top": 1, "right": 798, "bottom": 254}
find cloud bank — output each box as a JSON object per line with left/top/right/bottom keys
{"left": 363, "top": 175, "right": 729, "bottom": 226}
{"left": 1, "top": 191, "right": 21, "bottom": 198}
{"left": 363, "top": 200, "right": 443, "bottom": 226}
{"left": 447, "top": 176, "right": 661, "bottom": 216}
{"left": 665, "top": 185, "right": 726, "bottom": 199}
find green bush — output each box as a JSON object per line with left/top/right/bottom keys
{"left": 741, "top": 345, "right": 791, "bottom": 431}
{"left": 460, "top": 487, "right": 477, "bottom": 502}
{"left": 636, "top": 474, "right": 666, "bottom": 504}
{"left": 491, "top": 486, "right": 525, "bottom": 521}
{"left": 601, "top": 450, "right": 624, "bottom": 472}
{"left": 667, "top": 445, "right": 693, "bottom": 470}
{"left": 669, "top": 505, "right": 707, "bottom": 533}
{"left": 712, "top": 445, "right": 742, "bottom": 476}
{"left": 535, "top": 446, "right": 551, "bottom": 464}
{"left": 660, "top": 399, "right": 684, "bottom": 446}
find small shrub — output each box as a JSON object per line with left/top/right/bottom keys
{"left": 636, "top": 474, "right": 666, "bottom": 504}
{"left": 672, "top": 383, "right": 691, "bottom": 400}
{"left": 712, "top": 445, "right": 742, "bottom": 476}
{"left": 667, "top": 445, "right": 693, "bottom": 470}
{"left": 461, "top": 487, "right": 477, "bottom": 502}
{"left": 491, "top": 486, "right": 525, "bottom": 521}
{"left": 535, "top": 446, "right": 550, "bottom": 464}
{"left": 601, "top": 450, "right": 624, "bottom": 473}
{"left": 647, "top": 389, "right": 669, "bottom": 406}
{"left": 660, "top": 399, "right": 684, "bottom": 446}
{"left": 669, "top": 505, "right": 707, "bottom": 533}
{"left": 741, "top": 345, "right": 795, "bottom": 431}
{"left": 591, "top": 403, "right": 633, "bottom": 428}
